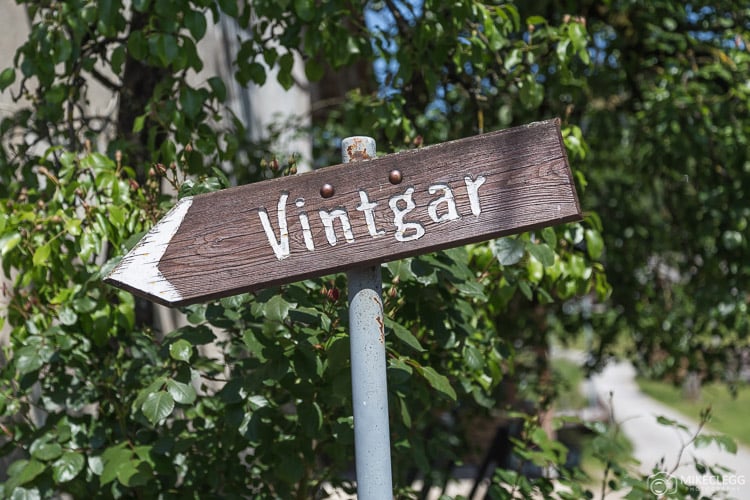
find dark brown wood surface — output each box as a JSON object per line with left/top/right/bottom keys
{"left": 106, "top": 119, "right": 581, "bottom": 306}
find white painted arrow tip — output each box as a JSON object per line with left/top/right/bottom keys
{"left": 105, "top": 197, "right": 193, "bottom": 305}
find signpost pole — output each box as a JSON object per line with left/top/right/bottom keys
{"left": 342, "top": 137, "right": 393, "bottom": 499}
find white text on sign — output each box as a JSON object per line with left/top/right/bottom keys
{"left": 258, "top": 175, "right": 487, "bottom": 260}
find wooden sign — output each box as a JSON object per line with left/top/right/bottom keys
{"left": 105, "top": 119, "right": 581, "bottom": 306}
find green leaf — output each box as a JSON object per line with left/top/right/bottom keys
{"left": 115, "top": 459, "right": 141, "bottom": 487}
{"left": 127, "top": 30, "right": 148, "bottom": 60}
{"left": 389, "top": 357, "right": 413, "bottom": 385}
{"left": 386, "top": 259, "right": 416, "bottom": 282}
{"left": 97, "top": 0, "right": 118, "bottom": 35}
{"left": 13, "top": 459, "right": 46, "bottom": 486}
{"left": 150, "top": 33, "right": 178, "bottom": 67}
{"left": 504, "top": 48, "right": 523, "bottom": 71}
{"left": 518, "top": 281, "right": 533, "bottom": 300}
{"left": 141, "top": 391, "right": 175, "bottom": 424}
{"left": 453, "top": 280, "right": 487, "bottom": 300}
{"left": 184, "top": 9, "right": 207, "bottom": 40}
{"left": 52, "top": 452, "right": 85, "bottom": 483}
{"left": 32, "top": 243, "right": 51, "bottom": 267}
{"left": 411, "top": 258, "right": 437, "bottom": 285}
{"left": 505, "top": 4, "right": 521, "bottom": 30}
{"left": 493, "top": 237, "right": 524, "bottom": 265}
{"left": 537, "top": 287, "right": 554, "bottom": 304}
{"left": 169, "top": 339, "right": 192, "bottom": 362}
{"left": 109, "top": 205, "right": 125, "bottom": 227}
{"left": 541, "top": 227, "right": 557, "bottom": 249}
{"left": 585, "top": 229, "right": 604, "bottom": 259}
{"left": 134, "top": 377, "right": 167, "bottom": 410}
{"left": 240, "top": 61, "right": 266, "bottom": 86}
{"left": 526, "top": 242, "right": 555, "bottom": 267}
{"left": 8, "top": 486, "right": 42, "bottom": 500}
{"left": 180, "top": 86, "right": 204, "bottom": 120}
{"left": 386, "top": 318, "right": 424, "bottom": 352}
{"left": 655, "top": 415, "right": 689, "bottom": 431}
{"left": 277, "top": 52, "right": 295, "bottom": 90}
{"left": 714, "top": 435, "right": 738, "bottom": 454}
{"left": 100, "top": 446, "right": 132, "bottom": 485}
{"left": 527, "top": 253, "right": 543, "bottom": 282}
{"left": 0, "top": 67, "right": 16, "bottom": 91}
{"left": 0, "top": 232, "right": 21, "bottom": 257}
{"left": 218, "top": 0, "right": 238, "bottom": 17}
{"left": 463, "top": 345, "right": 483, "bottom": 371}
{"left": 298, "top": 401, "right": 323, "bottom": 436}
{"left": 275, "top": 452, "right": 304, "bottom": 483}
{"left": 519, "top": 75, "right": 544, "bottom": 109}
{"left": 526, "top": 15, "right": 546, "bottom": 26}
{"left": 397, "top": 397, "right": 412, "bottom": 428}
{"left": 73, "top": 296, "right": 97, "bottom": 313}
{"left": 304, "top": 59, "right": 324, "bottom": 82}
{"left": 294, "top": 0, "right": 315, "bottom": 22}
{"left": 207, "top": 76, "right": 227, "bottom": 101}
{"left": 568, "top": 22, "right": 588, "bottom": 51}
{"left": 418, "top": 365, "right": 457, "bottom": 400}
{"left": 110, "top": 45, "right": 126, "bottom": 75}
{"left": 248, "top": 395, "right": 269, "bottom": 410}
{"left": 242, "top": 330, "right": 266, "bottom": 361}
{"left": 695, "top": 434, "right": 737, "bottom": 454}
{"left": 556, "top": 38, "right": 571, "bottom": 62}
{"left": 64, "top": 218, "right": 82, "bottom": 236}
{"left": 346, "top": 37, "right": 360, "bottom": 57}
{"left": 166, "top": 379, "right": 196, "bottom": 405}
{"left": 132, "top": 114, "right": 146, "bottom": 133}
{"left": 169, "top": 325, "right": 215, "bottom": 345}
{"left": 30, "top": 439, "right": 62, "bottom": 461}
{"left": 15, "top": 346, "right": 43, "bottom": 376}
{"left": 263, "top": 295, "right": 294, "bottom": 323}
{"left": 58, "top": 306, "right": 78, "bottom": 326}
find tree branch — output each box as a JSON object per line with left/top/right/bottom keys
{"left": 86, "top": 66, "right": 122, "bottom": 93}
{"left": 383, "top": 0, "right": 412, "bottom": 39}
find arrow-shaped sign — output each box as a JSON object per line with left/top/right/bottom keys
{"left": 105, "top": 119, "right": 581, "bottom": 306}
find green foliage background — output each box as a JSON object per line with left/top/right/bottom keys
{"left": 0, "top": 0, "right": 746, "bottom": 498}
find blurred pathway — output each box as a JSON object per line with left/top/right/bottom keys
{"left": 332, "top": 352, "right": 750, "bottom": 499}
{"left": 590, "top": 360, "right": 750, "bottom": 499}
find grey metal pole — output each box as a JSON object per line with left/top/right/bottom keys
{"left": 342, "top": 136, "right": 393, "bottom": 499}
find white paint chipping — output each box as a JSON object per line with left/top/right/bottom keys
{"left": 318, "top": 208, "right": 355, "bottom": 246}
{"left": 389, "top": 187, "right": 425, "bottom": 242}
{"left": 427, "top": 184, "right": 459, "bottom": 222}
{"left": 464, "top": 175, "right": 486, "bottom": 216}
{"left": 106, "top": 197, "right": 193, "bottom": 303}
{"left": 295, "top": 198, "right": 316, "bottom": 251}
{"left": 356, "top": 190, "right": 385, "bottom": 238}
{"left": 258, "top": 192, "right": 291, "bottom": 260}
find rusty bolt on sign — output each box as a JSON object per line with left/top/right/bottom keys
{"left": 343, "top": 136, "right": 375, "bottom": 163}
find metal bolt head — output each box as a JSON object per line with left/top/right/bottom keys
{"left": 388, "top": 169, "right": 403, "bottom": 185}
{"left": 320, "top": 183, "right": 335, "bottom": 198}
{"left": 342, "top": 136, "right": 376, "bottom": 164}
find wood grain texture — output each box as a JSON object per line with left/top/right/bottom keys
{"left": 105, "top": 119, "right": 581, "bottom": 306}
